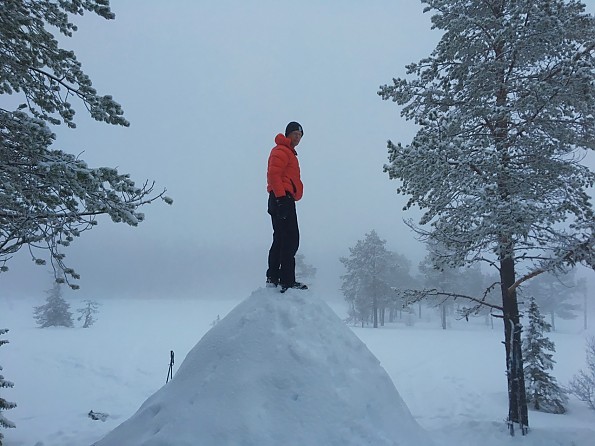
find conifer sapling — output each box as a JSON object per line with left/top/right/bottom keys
{"left": 522, "top": 297, "right": 567, "bottom": 414}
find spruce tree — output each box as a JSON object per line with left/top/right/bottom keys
{"left": 0, "top": 329, "right": 16, "bottom": 446}
{"left": 522, "top": 297, "right": 567, "bottom": 414}
{"left": 33, "top": 281, "right": 74, "bottom": 328}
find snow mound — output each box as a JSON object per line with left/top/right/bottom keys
{"left": 92, "top": 288, "right": 433, "bottom": 446}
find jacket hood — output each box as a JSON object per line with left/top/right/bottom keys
{"left": 274, "top": 133, "right": 291, "bottom": 146}
{"left": 274, "top": 133, "right": 297, "bottom": 154}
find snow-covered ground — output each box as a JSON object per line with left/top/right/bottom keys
{"left": 1, "top": 288, "right": 594, "bottom": 445}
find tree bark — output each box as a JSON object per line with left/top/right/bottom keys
{"left": 373, "top": 294, "right": 378, "bottom": 328}
{"left": 500, "top": 255, "right": 529, "bottom": 434}
{"left": 585, "top": 290, "right": 588, "bottom": 330}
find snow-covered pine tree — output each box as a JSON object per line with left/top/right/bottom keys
{"left": 34, "top": 281, "right": 74, "bottom": 328}
{"left": 379, "top": 0, "right": 595, "bottom": 433}
{"left": 0, "top": 0, "right": 171, "bottom": 287}
{"left": 522, "top": 297, "right": 567, "bottom": 414}
{"left": 340, "top": 230, "right": 395, "bottom": 328}
{"left": 418, "top": 243, "right": 463, "bottom": 330}
{"left": 384, "top": 250, "right": 416, "bottom": 324}
{"left": 0, "top": 329, "right": 16, "bottom": 446}
{"left": 77, "top": 300, "right": 100, "bottom": 328}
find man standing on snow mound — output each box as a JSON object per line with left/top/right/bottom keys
{"left": 266, "top": 121, "right": 308, "bottom": 293}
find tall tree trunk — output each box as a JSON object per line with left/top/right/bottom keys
{"left": 441, "top": 303, "right": 447, "bottom": 330}
{"left": 492, "top": 31, "right": 529, "bottom": 432}
{"left": 500, "top": 255, "right": 529, "bottom": 434}
{"left": 373, "top": 294, "right": 378, "bottom": 328}
{"left": 585, "top": 290, "right": 588, "bottom": 330}
{"left": 550, "top": 311, "right": 556, "bottom": 332}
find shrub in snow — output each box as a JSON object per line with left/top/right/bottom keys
{"left": 0, "top": 329, "right": 16, "bottom": 446}
{"left": 522, "top": 297, "right": 567, "bottom": 414}
{"left": 568, "top": 336, "right": 595, "bottom": 411}
{"left": 88, "top": 410, "right": 109, "bottom": 422}
{"left": 33, "top": 281, "right": 74, "bottom": 328}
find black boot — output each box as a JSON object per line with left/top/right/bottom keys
{"left": 280, "top": 282, "right": 308, "bottom": 293}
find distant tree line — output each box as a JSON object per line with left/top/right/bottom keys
{"left": 340, "top": 229, "right": 592, "bottom": 423}
{"left": 340, "top": 231, "right": 587, "bottom": 331}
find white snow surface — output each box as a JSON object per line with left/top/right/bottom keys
{"left": 93, "top": 288, "right": 432, "bottom": 446}
{"left": 1, "top": 287, "right": 594, "bottom": 446}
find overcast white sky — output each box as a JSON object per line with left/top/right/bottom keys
{"left": 3, "top": 0, "right": 595, "bottom": 300}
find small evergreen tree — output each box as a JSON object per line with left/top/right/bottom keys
{"left": 0, "top": 329, "right": 16, "bottom": 446}
{"left": 34, "top": 281, "right": 74, "bottom": 328}
{"left": 522, "top": 297, "right": 567, "bottom": 414}
{"left": 76, "top": 300, "right": 100, "bottom": 328}
{"left": 568, "top": 336, "right": 595, "bottom": 410}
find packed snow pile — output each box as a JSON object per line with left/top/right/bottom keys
{"left": 92, "top": 288, "right": 433, "bottom": 446}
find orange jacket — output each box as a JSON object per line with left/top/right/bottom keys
{"left": 267, "top": 133, "right": 304, "bottom": 201}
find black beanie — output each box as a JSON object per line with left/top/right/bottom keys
{"left": 285, "top": 121, "right": 303, "bottom": 137}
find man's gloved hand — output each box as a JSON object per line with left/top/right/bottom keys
{"left": 276, "top": 195, "right": 291, "bottom": 220}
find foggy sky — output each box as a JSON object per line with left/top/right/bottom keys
{"left": 2, "top": 0, "right": 594, "bottom": 300}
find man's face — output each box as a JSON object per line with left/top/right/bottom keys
{"left": 288, "top": 130, "right": 303, "bottom": 147}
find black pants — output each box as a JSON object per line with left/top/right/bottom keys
{"left": 266, "top": 192, "right": 299, "bottom": 286}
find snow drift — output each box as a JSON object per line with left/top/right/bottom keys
{"left": 92, "top": 288, "right": 433, "bottom": 446}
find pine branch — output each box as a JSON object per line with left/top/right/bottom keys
{"left": 507, "top": 268, "right": 545, "bottom": 296}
